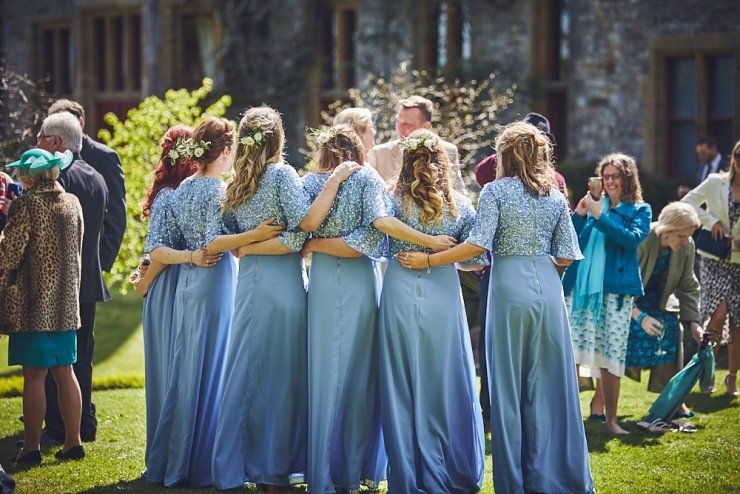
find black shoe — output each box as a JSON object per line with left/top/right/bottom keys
{"left": 12, "top": 450, "right": 41, "bottom": 465}
{"left": 80, "top": 430, "right": 96, "bottom": 443}
{"left": 55, "top": 445, "right": 85, "bottom": 461}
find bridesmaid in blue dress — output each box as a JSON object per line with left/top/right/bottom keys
{"left": 207, "top": 108, "right": 359, "bottom": 493}
{"left": 375, "top": 129, "right": 486, "bottom": 494}
{"left": 130, "top": 125, "right": 210, "bottom": 476}
{"left": 301, "top": 125, "right": 457, "bottom": 494}
{"left": 400, "top": 123, "right": 594, "bottom": 494}
{"left": 147, "top": 117, "right": 236, "bottom": 487}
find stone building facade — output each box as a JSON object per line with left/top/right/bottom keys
{"left": 1, "top": 0, "right": 738, "bottom": 181}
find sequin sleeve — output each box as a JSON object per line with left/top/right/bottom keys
{"left": 361, "top": 170, "right": 390, "bottom": 225}
{"left": 144, "top": 188, "right": 181, "bottom": 253}
{"left": 457, "top": 198, "right": 489, "bottom": 266}
{"left": 551, "top": 193, "right": 584, "bottom": 260}
{"left": 343, "top": 225, "right": 386, "bottom": 260}
{"left": 277, "top": 165, "right": 310, "bottom": 229}
{"left": 204, "top": 185, "right": 228, "bottom": 244}
{"left": 220, "top": 206, "right": 240, "bottom": 236}
{"left": 465, "top": 183, "right": 498, "bottom": 251}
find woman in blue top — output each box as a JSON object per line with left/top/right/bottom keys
{"left": 377, "top": 129, "right": 486, "bottom": 494}
{"left": 401, "top": 122, "right": 593, "bottom": 494}
{"left": 206, "top": 108, "right": 358, "bottom": 493}
{"left": 562, "top": 153, "right": 652, "bottom": 435}
{"left": 147, "top": 117, "right": 238, "bottom": 487}
{"left": 301, "top": 125, "right": 456, "bottom": 494}
{"left": 131, "top": 125, "right": 221, "bottom": 478}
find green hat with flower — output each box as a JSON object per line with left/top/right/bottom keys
{"left": 7, "top": 148, "right": 74, "bottom": 175}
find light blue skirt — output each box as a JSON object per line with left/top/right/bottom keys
{"left": 142, "top": 264, "right": 180, "bottom": 469}
{"left": 378, "top": 260, "right": 484, "bottom": 494}
{"left": 212, "top": 253, "right": 308, "bottom": 489}
{"left": 147, "top": 255, "right": 235, "bottom": 487}
{"left": 307, "top": 253, "right": 387, "bottom": 494}
{"left": 487, "top": 256, "right": 594, "bottom": 494}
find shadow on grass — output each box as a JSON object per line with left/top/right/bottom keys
{"left": 75, "top": 478, "right": 260, "bottom": 493}
{"left": 685, "top": 391, "right": 740, "bottom": 414}
{"left": 583, "top": 418, "right": 662, "bottom": 453}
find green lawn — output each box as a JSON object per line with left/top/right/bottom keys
{"left": 0, "top": 294, "right": 738, "bottom": 493}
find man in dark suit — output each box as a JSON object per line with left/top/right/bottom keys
{"left": 696, "top": 135, "right": 729, "bottom": 184}
{"left": 47, "top": 99, "right": 126, "bottom": 272}
{"left": 37, "top": 111, "right": 109, "bottom": 443}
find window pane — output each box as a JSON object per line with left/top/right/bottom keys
{"left": 669, "top": 58, "right": 696, "bottom": 118}
{"left": 94, "top": 18, "right": 106, "bottom": 91}
{"left": 670, "top": 122, "right": 697, "bottom": 179}
{"left": 708, "top": 56, "right": 733, "bottom": 118}
{"left": 711, "top": 121, "right": 733, "bottom": 159}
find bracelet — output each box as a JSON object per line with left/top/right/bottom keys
{"left": 425, "top": 254, "right": 431, "bottom": 274}
{"left": 635, "top": 311, "right": 648, "bottom": 327}
{"left": 189, "top": 250, "right": 194, "bottom": 266}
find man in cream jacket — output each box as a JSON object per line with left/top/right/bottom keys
{"left": 367, "top": 95, "right": 468, "bottom": 195}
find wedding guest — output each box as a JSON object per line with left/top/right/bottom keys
{"left": 333, "top": 107, "right": 376, "bottom": 152}
{"left": 563, "top": 153, "right": 652, "bottom": 434}
{"left": 682, "top": 139, "right": 740, "bottom": 395}
{"left": 146, "top": 117, "right": 236, "bottom": 487}
{"left": 302, "top": 125, "right": 458, "bottom": 494}
{"left": 1, "top": 148, "right": 84, "bottom": 464}
{"left": 399, "top": 122, "right": 593, "bottom": 494}
{"left": 208, "top": 107, "right": 356, "bottom": 493}
{"left": 378, "top": 129, "right": 485, "bottom": 493}
{"left": 625, "top": 202, "right": 703, "bottom": 416}
{"left": 367, "top": 95, "right": 467, "bottom": 194}
{"left": 129, "top": 125, "right": 220, "bottom": 476}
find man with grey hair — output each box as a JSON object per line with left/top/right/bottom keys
{"left": 36, "top": 111, "right": 109, "bottom": 444}
{"left": 367, "top": 95, "right": 468, "bottom": 194}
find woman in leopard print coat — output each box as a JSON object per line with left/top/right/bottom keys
{"left": 0, "top": 148, "right": 85, "bottom": 464}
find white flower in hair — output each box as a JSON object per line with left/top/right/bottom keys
{"left": 240, "top": 125, "right": 271, "bottom": 148}
{"left": 402, "top": 132, "right": 436, "bottom": 153}
{"left": 193, "top": 147, "right": 205, "bottom": 157}
{"left": 308, "top": 127, "right": 335, "bottom": 146}
{"left": 168, "top": 149, "right": 179, "bottom": 160}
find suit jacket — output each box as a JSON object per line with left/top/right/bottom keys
{"left": 81, "top": 135, "right": 126, "bottom": 272}
{"left": 0, "top": 181, "right": 83, "bottom": 333}
{"left": 682, "top": 173, "right": 732, "bottom": 233}
{"left": 366, "top": 138, "right": 468, "bottom": 194}
{"left": 58, "top": 154, "right": 110, "bottom": 303}
{"left": 696, "top": 154, "right": 729, "bottom": 184}
{"left": 638, "top": 226, "right": 700, "bottom": 322}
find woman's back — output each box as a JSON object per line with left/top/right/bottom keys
{"left": 470, "top": 177, "right": 574, "bottom": 258}
{"left": 170, "top": 176, "right": 225, "bottom": 251}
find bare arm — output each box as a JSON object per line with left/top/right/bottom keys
{"left": 234, "top": 237, "right": 296, "bottom": 257}
{"left": 299, "top": 162, "right": 361, "bottom": 232}
{"left": 130, "top": 260, "right": 167, "bottom": 297}
{"left": 373, "top": 216, "right": 456, "bottom": 252}
{"left": 302, "top": 237, "right": 363, "bottom": 258}
{"left": 206, "top": 218, "right": 284, "bottom": 253}
{"left": 398, "top": 242, "right": 486, "bottom": 270}
{"left": 150, "top": 246, "right": 222, "bottom": 266}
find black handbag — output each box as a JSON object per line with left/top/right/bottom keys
{"left": 694, "top": 228, "right": 730, "bottom": 260}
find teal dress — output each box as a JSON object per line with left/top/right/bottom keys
{"left": 626, "top": 248, "right": 680, "bottom": 367}
{"left": 8, "top": 331, "right": 76, "bottom": 368}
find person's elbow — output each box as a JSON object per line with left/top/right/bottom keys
{"left": 371, "top": 216, "right": 392, "bottom": 233}
{"left": 299, "top": 218, "right": 321, "bottom": 233}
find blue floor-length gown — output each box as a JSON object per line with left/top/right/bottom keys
{"left": 141, "top": 187, "right": 181, "bottom": 471}
{"left": 147, "top": 176, "right": 236, "bottom": 488}
{"left": 212, "top": 163, "right": 310, "bottom": 490}
{"left": 378, "top": 192, "right": 485, "bottom": 494}
{"left": 302, "top": 167, "right": 388, "bottom": 494}
{"left": 467, "top": 178, "right": 594, "bottom": 494}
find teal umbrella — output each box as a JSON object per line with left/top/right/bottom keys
{"left": 642, "top": 334, "right": 714, "bottom": 424}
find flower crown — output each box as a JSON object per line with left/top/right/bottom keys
{"left": 307, "top": 127, "right": 336, "bottom": 147}
{"left": 402, "top": 132, "right": 437, "bottom": 153}
{"left": 239, "top": 124, "right": 272, "bottom": 148}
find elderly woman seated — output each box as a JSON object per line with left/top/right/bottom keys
{"left": 0, "top": 149, "right": 85, "bottom": 464}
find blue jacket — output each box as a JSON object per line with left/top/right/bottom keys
{"left": 562, "top": 201, "right": 652, "bottom": 296}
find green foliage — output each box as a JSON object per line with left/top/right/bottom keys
{"left": 310, "top": 61, "right": 516, "bottom": 187}
{"left": 97, "top": 79, "right": 232, "bottom": 290}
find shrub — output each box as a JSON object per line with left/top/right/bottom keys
{"left": 98, "top": 78, "right": 232, "bottom": 290}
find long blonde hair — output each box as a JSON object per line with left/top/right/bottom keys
{"left": 495, "top": 121, "right": 555, "bottom": 196}
{"left": 223, "top": 106, "right": 285, "bottom": 210}
{"left": 394, "top": 129, "right": 456, "bottom": 225}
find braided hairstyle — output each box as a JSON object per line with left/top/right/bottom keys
{"left": 315, "top": 124, "right": 365, "bottom": 172}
